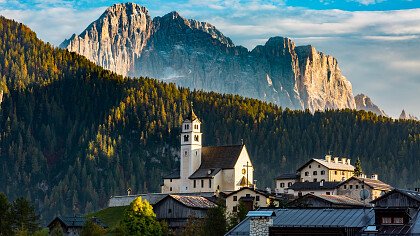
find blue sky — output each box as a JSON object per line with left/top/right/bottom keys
{"left": 0, "top": 0, "right": 420, "bottom": 117}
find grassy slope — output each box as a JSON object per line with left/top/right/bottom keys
{"left": 87, "top": 206, "right": 128, "bottom": 229}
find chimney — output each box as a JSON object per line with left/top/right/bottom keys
{"left": 347, "top": 159, "right": 351, "bottom": 165}
{"left": 341, "top": 157, "right": 347, "bottom": 164}
{"left": 334, "top": 157, "right": 339, "bottom": 163}
{"left": 371, "top": 174, "right": 378, "bottom": 180}
{"left": 248, "top": 211, "right": 276, "bottom": 236}
{"left": 325, "top": 155, "right": 332, "bottom": 162}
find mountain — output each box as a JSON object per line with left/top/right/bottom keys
{"left": 60, "top": 3, "right": 356, "bottom": 112}
{"left": 399, "top": 110, "right": 418, "bottom": 120}
{"left": 1, "top": 16, "right": 419, "bottom": 222}
{"left": 354, "top": 94, "right": 387, "bottom": 117}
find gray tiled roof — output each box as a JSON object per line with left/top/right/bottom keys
{"left": 338, "top": 176, "right": 392, "bottom": 191}
{"left": 225, "top": 208, "right": 375, "bottom": 235}
{"left": 169, "top": 195, "right": 217, "bottom": 209}
{"left": 288, "top": 193, "right": 368, "bottom": 207}
{"left": 47, "top": 216, "right": 107, "bottom": 228}
{"left": 189, "top": 145, "right": 245, "bottom": 179}
{"left": 276, "top": 173, "right": 299, "bottom": 180}
{"left": 289, "top": 181, "right": 341, "bottom": 191}
{"left": 163, "top": 169, "right": 180, "bottom": 179}
{"left": 298, "top": 158, "right": 354, "bottom": 171}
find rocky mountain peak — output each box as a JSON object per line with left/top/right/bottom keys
{"left": 354, "top": 94, "right": 387, "bottom": 117}
{"left": 399, "top": 109, "right": 418, "bottom": 120}
{"left": 61, "top": 3, "right": 357, "bottom": 112}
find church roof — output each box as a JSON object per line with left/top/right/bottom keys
{"left": 184, "top": 105, "right": 200, "bottom": 123}
{"left": 189, "top": 145, "right": 245, "bottom": 179}
{"left": 163, "top": 169, "right": 181, "bottom": 179}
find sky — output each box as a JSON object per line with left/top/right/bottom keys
{"left": 0, "top": 0, "right": 420, "bottom": 117}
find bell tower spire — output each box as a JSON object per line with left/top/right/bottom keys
{"left": 179, "top": 102, "right": 202, "bottom": 192}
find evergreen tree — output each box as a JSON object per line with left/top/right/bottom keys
{"left": 11, "top": 198, "right": 39, "bottom": 234}
{"left": 81, "top": 218, "right": 107, "bottom": 236}
{"left": 0, "top": 193, "right": 12, "bottom": 236}
{"left": 202, "top": 201, "right": 227, "bottom": 236}
{"left": 354, "top": 158, "right": 363, "bottom": 177}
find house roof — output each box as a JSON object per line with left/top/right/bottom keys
{"left": 163, "top": 169, "right": 181, "bottom": 179}
{"left": 47, "top": 216, "right": 107, "bottom": 229}
{"left": 168, "top": 195, "right": 218, "bottom": 209}
{"left": 297, "top": 158, "right": 354, "bottom": 172}
{"left": 225, "top": 187, "right": 272, "bottom": 198}
{"left": 226, "top": 208, "right": 375, "bottom": 235}
{"left": 337, "top": 176, "right": 392, "bottom": 191}
{"left": 276, "top": 173, "right": 299, "bottom": 180}
{"left": 189, "top": 145, "right": 246, "bottom": 179}
{"left": 371, "top": 189, "right": 420, "bottom": 205}
{"left": 288, "top": 181, "right": 341, "bottom": 191}
{"left": 288, "top": 193, "right": 367, "bottom": 208}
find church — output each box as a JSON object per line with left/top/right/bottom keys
{"left": 161, "top": 107, "right": 254, "bottom": 194}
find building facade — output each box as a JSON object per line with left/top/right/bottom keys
{"left": 337, "top": 175, "right": 393, "bottom": 202}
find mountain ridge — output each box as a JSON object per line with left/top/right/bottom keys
{"left": 61, "top": 2, "right": 356, "bottom": 112}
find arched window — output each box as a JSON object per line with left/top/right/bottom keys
{"left": 194, "top": 135, "right": 199, "bottom": 142}
{"left": 184, "top": 135, "right": 189, "bottom": 142}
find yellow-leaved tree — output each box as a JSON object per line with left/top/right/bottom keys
{"left": 118, "top": 197, "right": 162, "bottom": 236}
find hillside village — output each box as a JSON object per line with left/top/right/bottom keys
{"left": 47, "top": 108, "right": 420, "bottom": 235}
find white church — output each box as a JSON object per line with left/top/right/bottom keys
{"left": 161, "top": 108, "right": 254, "bottom": 194}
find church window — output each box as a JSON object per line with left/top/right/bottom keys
{"left": 194, "top": 135, "right": 199, "bottom": 142}
{"left": 193, "top": 180, "right": 196, "bottom": 188}
{"left": 170, "top": 187, "right": 172, "bottom": 191}
{"left": 209, "top": 179, "right": 212, "bottom": 188}
{"left": 195, "top": 151, "right": 198, "bottom": 155}
{"left": 256, "top": 196, "right": 260, "bottom": 201}
{"left": 280, "top": 183, "right": 285, "bottom": 188}
{"left": 233, "top": 196, "right": 237, "bottom": 201}
{"left": 313, "top": 171, "right": 317, "bottom": 175}
{"left": 184, "top": 135, "right": 189, "bottom": 142}
{"left": 201, "top": 180, "right": 204, "bottom": 188}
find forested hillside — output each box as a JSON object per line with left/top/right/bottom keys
{"left": 0, "top": 16, "right": 419, "bottom": 222}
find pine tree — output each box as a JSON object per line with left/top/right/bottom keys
{"left": 354, "top": 158, "right": 363, "bottom": 177}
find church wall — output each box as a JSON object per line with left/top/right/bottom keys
{"left": 161, "top": 179, "right": 181, "bottom": 194}
{"left": 222, "top": 169, "right": 236, "bottom": 191}
{"left": 233, "top": 148, "right": 254, "bottom": 191}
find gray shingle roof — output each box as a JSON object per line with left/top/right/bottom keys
{"left": 288, "top": 193, "right": 368, "bottom": 208}
{"left": 168, "top": 195, "right": 217, "bottom": 209}
{"left": 47, "top": 216, "right": 107, "bottom": 228}
{"left": 225, "top": 208, "right": 375, "bottom": 235}
{"left": 298, "top": 158, "right": 354, "bottom": 171}
{"left": 189, "top": 145, "right": 245, "bottom": 179}
{"left": 289, "top": 181, "right": 341, "bottom": 191}
{"left": 163, "top": 169, "right": 180, "bottom": 179}
{"left": 337, "top": 176, "right": 392, "bottom": 191}
{"left": 276, "top": 173, "right": 299, "bottom": 180}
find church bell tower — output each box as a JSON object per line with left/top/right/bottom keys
{"left": 180, "top": 104, "right": 202, "bottom": 192}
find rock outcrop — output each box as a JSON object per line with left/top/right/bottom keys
{"left": 61, "top": 3, "right": 356, "bottom": 112}
{"left": 399, "top": 110, "right": 418, "bottom": 121}
{"left": 355, "top": 94, "right": 387, "bottom": 116}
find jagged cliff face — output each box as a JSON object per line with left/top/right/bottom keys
{"left": 355, "top": 94, "right": 387, "bottom": 117}
{"left": 61, "top": 3, "right": 356, "bottom": 112}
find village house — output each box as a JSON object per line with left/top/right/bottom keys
{"left": 287, "top": 181, "right": 341, "bottom": 197}
{"left": 161, "top": 108, "right": 254, "bottom": 194}
{"left": 224, "top": 187, "right": 282, "bottom": 213}
{"left": 336, "top": 175, "right": 393, "bottom": 201}
{"left": 275, "top": 155, "right": 354, "bottom": 194}
{"left": 47, "top": 216, "right": 107, "bottom": 236}
{"left": 153, "top": 194, "right": 217, "bottom": 230}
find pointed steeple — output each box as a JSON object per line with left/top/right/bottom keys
{"left": 188, "top": 101, "right": 199, "bottom": 122}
